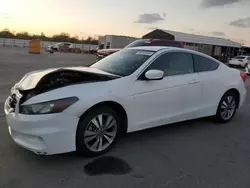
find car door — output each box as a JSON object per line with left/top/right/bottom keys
{"left": 192, "top": 53, "right": 221, "bottom": 116}
{"left": 128, "top": 52, "right": 202, "bottom": 131}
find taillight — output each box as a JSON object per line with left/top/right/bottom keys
{"left": 240, "top": 72, "right": 246, "bottom": 83}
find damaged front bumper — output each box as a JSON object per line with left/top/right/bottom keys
{"left": 3, "top": 67, "right": 119, "bottom": 155}
{"left": 4, "top": 95, "right": 79, "bottom": 155}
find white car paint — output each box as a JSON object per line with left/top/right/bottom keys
{"left": 228, "top": 55, "right": 250, "bottom": 67}
{"left": 4, "top": 47, "right": 247, "bottom": 155}
{"left": 245, "top": 64, "right": 250, "bottom": 75}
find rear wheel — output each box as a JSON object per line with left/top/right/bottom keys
{"left": 76, "top": 106, "right": 121, "bottom": 157}
{"left": 214, "top": 92, "right": 238, "bottom": 122}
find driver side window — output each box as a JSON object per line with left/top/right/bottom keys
{"left": 147, "top": 52, "right": 194, "bottom": 76}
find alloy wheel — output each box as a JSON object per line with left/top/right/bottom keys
{"left": 84, "top": 113, "right": 117, "bottom": 152}
{"left": 220, "top": 95, "right": 236, "bottom": 121}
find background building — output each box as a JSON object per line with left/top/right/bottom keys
{"left": 98, "top": 35, "right": 138, "bottom": 49}
{"left": 242, "top": 46, "right": 250, "bottom": 55}
{"left": 143, "top": 29, "right": 242, "bottom": 62}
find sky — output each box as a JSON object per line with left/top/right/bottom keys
{"left": 0, "top": 0, "right": 250, "bottom": 45}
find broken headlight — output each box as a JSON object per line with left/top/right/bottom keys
{"left": 19, "top": 97, "right": 78, "bottom": 115}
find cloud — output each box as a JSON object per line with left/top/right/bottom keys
{"left": 229, "top": 17, "right": 250, "bottom": 28}
{"left": 134, "top": 13, "right": 165, "bottom": 24}
{"left": 201, "top": 0, "right": 244, "bottom": 7}
{"left": 211, "top": 31, "right": 226, "bottom": 36}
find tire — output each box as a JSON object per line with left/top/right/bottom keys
{"left": 214, "top": 91, "right": 238, "bottom": 123}
{"left": 76, "top": 106, "right": 121, "bottom": 157}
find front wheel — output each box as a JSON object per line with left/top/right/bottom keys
{"left": 76, "top": 106, "right": 121, "bottom": 157}
{"left": 214, "top": 92, "right": 238, "bottom": 123}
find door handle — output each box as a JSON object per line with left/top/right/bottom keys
{"left": 188, "top": 79, "right": 200, "bottom": 84}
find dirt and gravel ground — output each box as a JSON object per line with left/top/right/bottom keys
{"left": 1, "top": 47, "right": 250, "bottom": 188}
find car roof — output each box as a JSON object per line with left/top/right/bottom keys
{"left": 127, "top": 46, "right": 219, "bottom": 61}
{"left": 138, "top": 38, "right": 181, "bottom": 42}
{"left": 127, "top": 46, "right": 176, "bottom": 52}
{"left": 127, "top": 46, "right": 193, "bottom": 53}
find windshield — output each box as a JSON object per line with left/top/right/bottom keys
{"left": 91, "top": 49, "right": 155, "bottom": 76}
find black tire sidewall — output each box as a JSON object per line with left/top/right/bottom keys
{"left": 215, "top": 92, "right": 238, "bottom": 123}
{"left": 76, "top": 106, "right": 121, "bottom": 157}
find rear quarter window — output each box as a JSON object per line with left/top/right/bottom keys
{"left": 193, "top": 54, "right": 219, "bottom": 72}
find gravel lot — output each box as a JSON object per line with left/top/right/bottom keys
{"left": 1, "top": 47, "right": 250, "bottom": 188}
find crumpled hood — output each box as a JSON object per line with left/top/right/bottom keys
{"left": 14, "top": 66, "right": 118, "bottom": 91}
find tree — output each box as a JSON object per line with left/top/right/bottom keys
{"left": 0, "top": 28, "right": 15, "bottom": 38}
{"left": 0, "top": 28, "right": 98, "bottom": 44}
{"left": 51, "top": 32, "right": 71, "bottom": 42}
{"left": 40, "top": 32, "right": 48, "bottom": 41}
{"left": 83, "top": 37, "right": 98, "bottom": 45}
{"left": 69, "top": 36, "right": 79, "bottom": 43}
{"left": 15, "top": 32, "right": 30, "bottom": 39}
{"left": 90, "top": 38, "right": 98, "bottom": 45}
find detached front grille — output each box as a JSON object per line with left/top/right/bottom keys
{"left": 9, "top": 93, "right": 17, "bottom": 109}
{"left": 7, "top": 89, "right": 22, "bottom": 113}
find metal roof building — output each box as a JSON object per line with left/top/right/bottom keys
{"left": 143, "top": 29, "right": 242, "bottom": 60}
{"left": 143, "top": 29, "right": 241, "bottom": 48}
{"left": 164, "top": 30, "right": 240, "bottom": 48}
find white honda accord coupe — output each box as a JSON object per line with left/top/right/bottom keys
{"left": 4, "top": 46, "right": 247, "bottom": 156}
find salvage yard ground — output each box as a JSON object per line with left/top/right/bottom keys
{"left": 1, "top": 47, "right": 250, "bottom": 188}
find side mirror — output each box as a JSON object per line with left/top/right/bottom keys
{"left": 144, "top": 69, "right": 164, "bottom": 80}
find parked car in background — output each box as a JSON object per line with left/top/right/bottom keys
{"left": 46, "top": 42, "right": 73, "bottom": 52}
{"left": 96, "top": 39, "right": 184, "bottom": 61}
{"left": 5, "top": 46, "right": 246, "bottom": 156}
{"left": 89, "top": 47, "right": 99, "bottom": 54}
{"left": 228, "top": 56, "right": 250, "bottom": 68}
